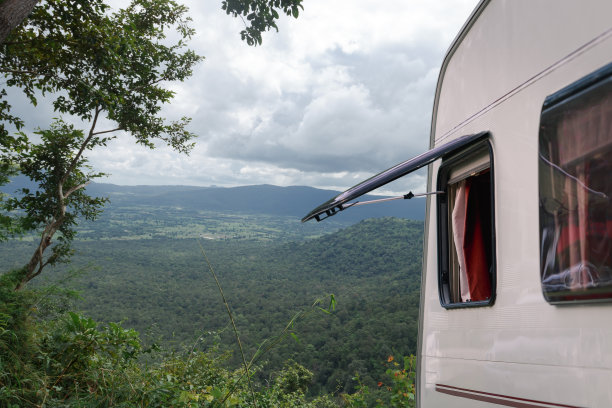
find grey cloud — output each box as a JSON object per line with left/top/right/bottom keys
{"left": 2, "top": 0, "right": 478, "bottom": 192}
{"left": 3, "top": 87, "right": 62, "bottom": 135}
{"left": 203, "top": 41, "right": 443, "bottom": 176}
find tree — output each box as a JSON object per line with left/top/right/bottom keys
{"left": 7, "top": 120, "right": 108, "bottom": 290}
{"left": 0, "top": 0, "right": 202, "bottom": 289}
{"left": 0, "top": 0, "right": 306, "bottom": 290}
{"left": 0, "top": 0, "right": 304, "bottom": 45}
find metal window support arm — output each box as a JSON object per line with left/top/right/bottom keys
{"left": 302, "top": 131, "right": 490, "bottom": 223}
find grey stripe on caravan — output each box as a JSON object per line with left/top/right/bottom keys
{"left": 435, "top": 384, "right": 585, "bottom": 408}
{"left": 435, "top": 26, "right": 612, "bottom": 144}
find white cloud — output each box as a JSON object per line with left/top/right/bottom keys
{"left": 5, "top": 0, "right": 480, "bottom": 193}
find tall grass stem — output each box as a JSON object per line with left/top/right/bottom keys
{"left": 197, "top": 240, "right": 258, "bottom": 408}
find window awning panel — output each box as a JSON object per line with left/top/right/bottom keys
{"left": 302, "top": 131, "right": 490, "bottom": 222}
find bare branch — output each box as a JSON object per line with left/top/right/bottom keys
{"left": 1, "top": 40, "right": 32, "bottom": 45}
{"left": 17, "top": 223, "right": 57, "bottom": 290}
{"left": 31, "top": 258, "right": 48, "bottom": 281}
{"left": 0, "top": 68, "right": 40, "bottom": 75}
{"left": 91, "top": 127, "right": 123, "bottom": 136}
{"left": 60, "top": 106, "right": 101, "bottom": 191}
{"left": 63, "top": 181, "right": 90, "bottom": 199}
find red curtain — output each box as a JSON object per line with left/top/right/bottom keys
{"left": 463, "top": 172, "right": 492, "bottom": 301}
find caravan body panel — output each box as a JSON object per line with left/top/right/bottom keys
{"left": 419, "top": 1, "right": 612, "bottom": 407}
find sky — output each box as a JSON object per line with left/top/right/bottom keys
{"left": 8, "top": 0, "right": 479, "bottom": 195}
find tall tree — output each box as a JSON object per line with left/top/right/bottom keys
{"left": 0, "top": 0, "right": 202, "bottom": 289}
{"left": 7, "top": 120, "right": 107, "bottom": 289}
{"left": 0, "top": 0, "right": 305, "bottom": 289}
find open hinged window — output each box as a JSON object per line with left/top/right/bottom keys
{"left": 539, "top": 62, "right": 612, "bottom": 304}
{"left": 437, "top": 141, "right": 495, "bottom": 308}
{"left": 301, "top": 132, "right": 490, "bottom": 223}
{"left": 302, "top": 131, "right": 495, "bottom": 308}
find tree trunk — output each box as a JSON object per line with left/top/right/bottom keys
{"left": 0, "top": 0, "right": 39, "bottom": 44}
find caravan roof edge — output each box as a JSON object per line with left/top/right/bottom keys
{"left": 429, "top": 0, "right": 491, "bottom": 149}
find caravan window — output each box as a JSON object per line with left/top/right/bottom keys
{"left": 539, "top": 63, "right": 612, "bottom": 304}
{"left": 437, "top": 141, "right": 496, "bottom": 308}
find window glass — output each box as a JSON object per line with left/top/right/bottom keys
{"left": 438, "top": 143, "right": 495, "bottom": 308}
{"left": 539, "top": 65, "right": 612, "bottom": 303}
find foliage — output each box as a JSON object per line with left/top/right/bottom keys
{"left": 11, "top": 120, "right": 106, "bottom": 236}
{"left": 380, "top": 355, "right": 417, "bottom": 407}
{"left": 0, "top": 268, "right": 40, "bottom": 404}
{"left": 0, "top": 270, "right": 341, "bottom": 407}
{"left": 0, "top": 217, "right": 424, "bottom": 395}
{"left": 0, "top": 133, "right": 24, "bottom": 242}
{"left": 341, "top": 373, "right": 372, "bottom": 408}
{"left": 222, "top": 0, "right": 304, "bottom": 46}
{"left": 0, "top": 0, "right": 202, "bottom": 289}
{"left": 342, "top": 355, "right": 416, "bottom": 408}
{"left": 5, "top": 120, "right": 109, "bottom": 290}
{"left": 0, "top": 216, "right": 422, "bottom": 405}
{"left": 200, "top": 238, "right": 338, "bottom": 407}
{"left": 0, "top": 0, "right": 201, "bottom": 151}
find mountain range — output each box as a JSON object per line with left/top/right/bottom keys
{"left": 2, "top": 176, "right": 425, "bottom": 222}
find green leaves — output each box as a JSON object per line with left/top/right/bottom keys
{"left": 383, "top": 355, "right": 416, "bottom": 407}
{"left": 222, "top": 0, "right": 304, "bottom": 46}
{"left": 0, "top": 131, "right": 28, "bottom": 242}
{"left": 0, "top": 0, "right": 202, "bottom": 153}
{"left": 1, "top": 119, "right": 109, "bottom": 289}
{"left": 0, "top": 0, "right": 202, "bottom": 288}
{"left": 9, "top": 119, "right": 106, "bottom": 237}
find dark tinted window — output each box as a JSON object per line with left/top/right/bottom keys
{"left": 539, "top": 63, "right": 612, "bottom": 303}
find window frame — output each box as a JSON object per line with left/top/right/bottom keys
{"left": 437, "top": 138, "right": 497, "bottom": 309}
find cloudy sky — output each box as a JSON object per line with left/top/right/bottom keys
{"left": 10, "top": 0, "right": 479, "bottom": 195}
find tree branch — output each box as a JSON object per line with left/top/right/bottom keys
{"left": 91, "top": 127, "right": 123, "bottom": 136}
{"left": 130, "top": 78, "right": 165, "bottom": 93}
{"left": 1, "top": 40, "right": 32, "bottom": 46}
{"left": 17, "top": 219, "right": 60, "bottom": 290}
{"left": 63, "top": 181, "right": 90, "bottom": 199}
{"left": 17, "top": 108, "right": 103, "bottom": 290}
{"left": 31, "top": 256, "right": 51, "bottom": 281}
{"left": 59, "top": 106, "right": 101, "bottom": 192}
{"left": 0, "top": 68, "right": 40, "bottom": 75}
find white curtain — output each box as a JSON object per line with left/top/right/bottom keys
{"left": 452, "top": 180, "right": 471, "bottom": 302}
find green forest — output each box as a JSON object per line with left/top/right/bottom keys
{"left": 0, "top": 212, "right": 423, "bottom": 406}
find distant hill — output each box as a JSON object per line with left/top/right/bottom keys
{"left": 88, "top": 183, "right": 425, "bottom": 222}
{"left": 2, "top": 176, "right": 425, "bottom": 222}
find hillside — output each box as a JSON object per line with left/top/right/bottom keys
{"left": 0, "top": 217, "right": 423, "bottom": 395}
{"left": 1, "top": 177, "right": 426, "bottom": 222}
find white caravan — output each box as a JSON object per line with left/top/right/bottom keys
{"left": 303, "top": 1, "right": 612, "bottom": 406}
